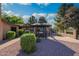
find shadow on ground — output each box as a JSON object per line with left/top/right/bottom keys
{"left": 0, "top": 40, "right": 9, "bottom": 45}
{"left": 17, "top": 37, "right": 75, "bottom": 56}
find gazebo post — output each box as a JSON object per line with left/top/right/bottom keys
{"left": 44, "top": 27, "right": 46, "bottom": 39}
{"left": 31, "top": 23, "right": 51, "bottom": 39}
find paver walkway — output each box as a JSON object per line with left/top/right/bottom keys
{"left": 52, "top": 36, "right": 79, "bottom": 55}
{"left": 0, "top": 36, "right": 79, "bottom": 56}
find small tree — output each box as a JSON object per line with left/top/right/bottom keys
{"left": 28, "top": 16, "right": 37, "bottom": 24}
{"left": 54, "top": 16, "right": 64, "bottom": 33}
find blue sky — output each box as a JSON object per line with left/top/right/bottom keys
{"left": 2, "top": 3, "right": 61, "bottom": 15}
{"left": 2, "top": 3, "right": 79, "bottom": 28}
{"left": 2, "top": 3, "right": 62, "bottom": 28}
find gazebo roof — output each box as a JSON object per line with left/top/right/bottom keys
{"left": 31, "top": 23, "right": 51, "bottom": 27}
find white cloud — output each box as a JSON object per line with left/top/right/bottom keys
{"left": 2, "top": 3, "right": 8, "bottom": 6}
{"left": 3, "top": 10, "right": 14, "bottom": 16}
{"left": 32, "top": 13, "right": 46, "bottom": 17}
{"left": 2, "top": 3, "right": 49, "bottom": 6}
{"left": 2, "top": 3, "right": 31, "bottom": 6}
{"left": 44, "top": 3, "right": 49, "bottom": 6}
{"left": 38, "top": 13, "right": 46, "bottom": 17}
{"left": 22, "top": 15, "right": 30, "bottom": 19}
{"left": 37, "top": 3, "right": 49, "bottom": 6}
{"left": 32, "top": 13, "right": 47, "bottom": 21}
{"left": 48, "top": 13, "right": 57, "bottom": 17}
{"left": 22, "top": 15, "right": 30, "bottom": 23}
{"left": 2, "top": 10, "right": 30, "bottom": 24}
{"left": 2, "top": 10, "right": 20, "bottom": 17}
{"left": 2, "top": 3, "right": 13, "bottom": 6}
{"left": 36, "top": 3, "right": 49, "bottom": 8}
{"left": 46, "top": 13, "right": 57, "bottom": 26}
{"left": 32, "top": 13, "right": 56, "bottom": 21}
{"left": 47, "top": 13, "right": 57, "bottom": 19}
{"left": 2, "top": 3, "right": 31, "bottom": 7}
{"left": 2, "top": 3, "right": 13, "bottom": 10}
{"left": 18, "top": 3, "right": 31, "bottom": 5}
{"left": 2, "top": 10, "right": 56, "bottom": 25}
{"left": 32, "top": 13, "right": 38, "bottom": 16}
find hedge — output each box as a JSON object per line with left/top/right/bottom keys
{"left": 20, "top": 33, "right": 37, "bottom": 54}
{"left": 18, "top": 29, "right": 24, "bottom": 36}
{"left": 6, "top": 31, "right": 16, "bottom": 40}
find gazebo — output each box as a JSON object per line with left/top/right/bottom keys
{"left": 31, "top": 23, "right": 52, "bottom": 38}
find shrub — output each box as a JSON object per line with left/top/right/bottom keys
{"left": 66, "top": 31, "right": 73, "bottom": 34}
{"left": 6, "top": 31, "right": 16, "bottom": 40}
{"left": 56, "top": 33, "right": 62, "bottom": 36}
{"left": 20, "top": 33, "right": 37, "bottom": 54}
{"left": 18, "top": 29, "right": 24, "bottom": 36}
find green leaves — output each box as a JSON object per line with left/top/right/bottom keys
{"left": 28, "top": 16, "right": 37, "bottom": 24}
{"left": 6, "top": 31, "right": 16, "bottom": 40}
{"left": 2, "top": 13, "right": 24, "bottom": 24}
{"left": 54, "top": 15, "right": 64, "bottom": 32}
{"left": 54, "top": 3, "right": 75, "bottom": 32}
{"left": 20, "top": 33, "right": 37, "bottom": 53}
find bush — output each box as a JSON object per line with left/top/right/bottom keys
{"left": 20, "top": 33, "right": 37, "bottom": 54}
{"left": 56, "top": 33, "right": 62, "bottom": 36}
{"left": 6, "top": 31, "right": 16, "bottom": 40}
{"left": 66, "top": 31, "right": 73, "bottom": 34}
{"left": 18, "top": 29, "right": 24, "bottom": 36}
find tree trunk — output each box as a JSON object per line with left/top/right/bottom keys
{"left": 64, "top": 29, "right": 66, "bottom": 37}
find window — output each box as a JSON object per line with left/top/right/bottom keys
{"left": 11, "top": 27, "right": 16, "bottom": 32}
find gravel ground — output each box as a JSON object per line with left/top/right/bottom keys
{"left": 0, "top": 38, "right": 79, "bottom": 56}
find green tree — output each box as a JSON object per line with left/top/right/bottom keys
{"left": 54, "top": 16, "right": 64, "bottom": 32}
{"left": 58, "top": 3, "right": 74, "bottom": 17}
{"left": 54, "top": 3, "right": 74, "bottom": 33}
{"left": 38, "top": 16, "right": 47, "bottom": 23}
{"left": 28, "top": 16, "right": 37, "bottom": 24}
{"left": 64, "top": 7, "right": 79, "bottom": 39}
{"left": 2, "top": 13, "right": 24, "bottom": 24}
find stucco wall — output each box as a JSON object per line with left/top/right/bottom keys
{"left": 3, "top": 22, "right": 11, "bottom": 39}
{"left": 0, "top": 3, "right": 2, "bottom": 40}
{"left": 0, "top": 20, "right": 11, "bottom": 40}
{"left": 0, "top": 20, "right": 3, "bottom": 40}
